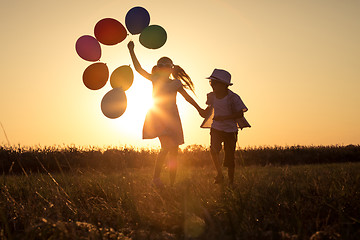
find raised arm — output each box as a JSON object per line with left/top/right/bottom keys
{"left": 127, "top": 41, "right": 151, "bottom": 80}
{"left": 178, "top": 87, "right": 207, "bottom": 118}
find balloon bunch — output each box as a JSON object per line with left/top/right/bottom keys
{"left": 75, "top": 6, "right": 167, "bottom": 119}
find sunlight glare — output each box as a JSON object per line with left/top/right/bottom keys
{"left": 115, "top": 76, "right": 153, "bottom": 139}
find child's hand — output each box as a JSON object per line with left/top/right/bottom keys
{"left": 198, "top": 108, "right": 207, "bottom": 118}
{"left": 127, "top": 41, "right": 134, "bottom": 51}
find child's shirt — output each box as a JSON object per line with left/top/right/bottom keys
{"left": 212, "top": 94, "right": 238, "bottom": 132}
{"left": 201, "top": 89, "right": 250, "bottom": 132}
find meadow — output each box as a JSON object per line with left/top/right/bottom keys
{"left": 0, "top": 145, "right": 359, "bottom": 239}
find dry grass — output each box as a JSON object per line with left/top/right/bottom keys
{"left": 1, "top": 161, "right": 360, "bottom": 239}
{"left": 1, "top": 144, "right": 359, "bottom": 175}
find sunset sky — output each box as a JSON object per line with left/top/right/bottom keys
{"left": 1, "top": 0, "right": 359, "bottom": 149}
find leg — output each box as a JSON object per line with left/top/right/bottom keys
{"left": 224, "top": 131, "right": 238, "bottom": 186}
{"left": 159, "top": 136, "right": 179, "bottom": 185}
{"left": 210, "top": 149, "right": 223, "bottom": 179}
{"left": 210, "top": 128, "right": 224, "bottom": 182}
{"left": 153, "top": 148, "right": 168, "bottom": 181}
{"left": 168, "top": 146, "right": 179, "bottom": 186}
{"left": 228, "top": 167, "right": 235, "bottom": 185}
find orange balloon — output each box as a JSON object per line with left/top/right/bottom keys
{"left": 94, "top": 18, "right": 127, "bottom": 45}
{"left": 110, "top": 65, "right": 134, "bottom": 91}
{"left": 82, "top": 62, "right": 109, "bottom": 90}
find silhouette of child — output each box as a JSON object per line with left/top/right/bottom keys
{"left": 200, "top": 69, "right": 250, "bottom": 186}
{"left": 127, "top": 41, "right": 205, "bottom": 187}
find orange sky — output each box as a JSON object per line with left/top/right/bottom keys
{"left": 1, "top": 0, "right": 359, "bottom": 149}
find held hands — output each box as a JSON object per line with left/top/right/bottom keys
{"left": 127, "top": 41, "right": 134, "bottom": 51}
{"left": 198, "top": 108, "right": 208, "bottom": 118}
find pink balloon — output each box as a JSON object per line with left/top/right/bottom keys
{"left": 75, "top": 35, "right": 101, "bottom": 61}
{"left": 101, "top": 88, "right": 127, "bottom": 119}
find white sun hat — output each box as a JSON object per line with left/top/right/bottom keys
{"left": 206, "top": 69, "right": 233, "bottom": 86}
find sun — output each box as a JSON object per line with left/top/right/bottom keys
{"left": 109, "top": 75, "right": 191, "bottom": 147}
{"left": 115, "top": 77, "right": 153, "bottom": 137}
{"left": 126, "top": 79, "right": 153, "bottom": 113}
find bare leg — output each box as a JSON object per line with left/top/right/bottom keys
{"left": 168, "top": 147, "right": 179, "bottom": 186}
{"left": 228, "top": 167, "right": 234, "bottom": 185}
{"left": 210, "top": 150, "right": 224, "bottom": 182}
{"left": 153, "top": 148, "right": 168, "bottom": 181}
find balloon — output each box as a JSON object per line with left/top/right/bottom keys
{"left": 75, "top": 35, "right": 101, "bottom": 61}
{"left": 139, "top": 25, "right": 167, "bottom": 49}
{"left": 82, "top": 62, "right": 109, "bottom": 90}
{"left": 110, "top": 65, "right": 134, "bottom": 91}
{"left": 101, "top": 88, "right": 127, "bottom": 119}
{"left": 94, "top": 18, "right": 127, "bottom": 45}
{"left": 125, "top": 6, "right": 150, "bottom": 35}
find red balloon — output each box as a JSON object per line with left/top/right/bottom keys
{"left": 75, "top": 35, "right": 101, "bottom": 61}
{"left": 94, "top": 18, "right": 127, "bottom": 45}
{"left": 83, "top": 62, "right": 109, "bottom": 90}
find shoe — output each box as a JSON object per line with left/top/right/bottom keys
{"left": 152, "top": 178, "right": 164, "bottom": 188}
{"left": 228, "top": 182, "right": 235, "bottom": 189}
{"left": 213, "top": 175, "right": 224, "bottom": 184}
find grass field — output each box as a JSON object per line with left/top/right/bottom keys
{"left": 1, "top": 145, "right": 360, "bottom": 239}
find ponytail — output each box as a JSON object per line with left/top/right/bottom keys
{"left": 172, "top": 65, "right": 195, "bottom": 94}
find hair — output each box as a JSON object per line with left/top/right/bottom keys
{"left": 156, "top": 57, "right": 195, "bottom": 94}
{"left": 151, "top": 66, "right": 158, "bottom": 74}
{"left": 172, "top": 65, "right": 195, "bottom": 94}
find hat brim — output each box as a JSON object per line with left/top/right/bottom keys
{"left": 206, "top": 77, "right": 233, "bottom": 86}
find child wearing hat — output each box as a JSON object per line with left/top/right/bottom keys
{"left": 200, "top": 69, "right": 250, "bottom": 186}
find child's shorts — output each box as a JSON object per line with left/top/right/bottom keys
{"left": 210, "top": 128, "right": 238, "bottom": 168}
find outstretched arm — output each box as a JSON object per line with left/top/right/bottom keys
{"left": 178, "top": 88, "right": 207, "bottom": 118}
{"left": 127, "top": 41, "right": 151, "bottom": 80}
{"left": 202, "top": 106, "right": 212, "bottom": 118}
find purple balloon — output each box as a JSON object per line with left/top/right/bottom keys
{"left": 75, "top": 35, "right": 101, "bottom": 62}
{"left": 125, "top": 6, "right": 150, "bottom": 35}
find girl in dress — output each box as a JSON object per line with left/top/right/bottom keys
{"left": 127, "top": 41, "right": 205, "bottom": 187}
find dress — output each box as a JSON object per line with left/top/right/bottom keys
{"left": 142, "top": 78, "right": 184, "bottom": 145}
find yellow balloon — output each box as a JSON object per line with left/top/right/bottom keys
{"left": 101, "top": 88, "right": 127, "bottom": 119}
{"left": 110, "top": 65, "right": 134, "bottom": 91}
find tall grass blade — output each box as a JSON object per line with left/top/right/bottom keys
{"left": 0, "top": 122, "right": 10, "bottom": 146}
